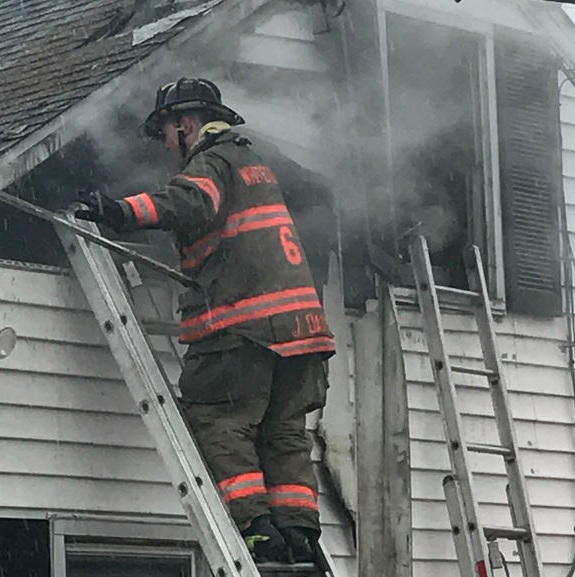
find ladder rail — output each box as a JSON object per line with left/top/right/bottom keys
{"left": 55, "top": 216, "right": 260, "bottom": 577}
{"left": 0, "top": 192, "right": 336, "bottom": 577}
{"left": 409, "top": 235, "right": 544, "bottom": 577}
{"left": 443, "top": 475, "right": 479, "bottom": 577}
{"left": 409, "top": 237, "right": 493, "bottom": 577}
{"left": 465, "top": 246, "right": 545, "bottom": 576}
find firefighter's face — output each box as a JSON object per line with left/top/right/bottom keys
{"left": 161, "top": 121, "right": 184, "bottom": 159}
{"left": 161, "top": 117, "right": 201, "bottom": 160}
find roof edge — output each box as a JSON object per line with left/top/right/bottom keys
{"left": 0, "top": 0, "right": 272, "bottom": 192}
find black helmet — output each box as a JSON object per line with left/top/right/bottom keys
{"left": 144, "top": 77, "right": 245, "bottom": 139}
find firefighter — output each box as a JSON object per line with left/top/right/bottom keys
{"left": 74, "top": 78, "right": 336, "bottom": 564}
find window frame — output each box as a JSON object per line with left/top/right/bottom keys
{"left": 376, "top": 0, "right": 506, "bottom": 305}
{"left": 51, "top": 517, "right": 206, "bottom": 577}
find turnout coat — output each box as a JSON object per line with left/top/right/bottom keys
{"left": 118, "top": 123, "right": 335, "bottom": 358}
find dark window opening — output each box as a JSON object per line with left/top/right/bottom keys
{"left": 1, "top": 106, "right": 174, "bottom": 268}
{"left": 67, "top": 555, "right": 192, "bottom": 577}
{"left": 66, "top": 539, "right": 195, "bottom": 577}
{"left": 2, "top": 136, "right": 109, "bottom": 267}
{"left": 0, "top": 518, "right": 50, "bottom": 577}
{"left": 385, "top": 14, "right": 486, "bottom": 290}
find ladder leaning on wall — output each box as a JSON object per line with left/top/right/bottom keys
{"left": 0, "top": 189, "right": 335, "bottom": 577}
{"left": 408, "top": 235, "right": 544, "bottom": 577}
{"left": 55, "top": 215, "right": 338, "bottom": 577}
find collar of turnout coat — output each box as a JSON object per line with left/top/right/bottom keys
{"left": 185, "top": 120, "right": 233, "bottom": 161}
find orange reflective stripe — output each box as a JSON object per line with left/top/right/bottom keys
{"left": 269, "top": 336, "right": 336, "bottom": 357}
{"left": 218, "top": 471, "right": 263, "bottom": 490}
{"left": 180, "top": 204, "right": 293, "bottom": 270}
{"left": 268, "top": 484, "right": 319, "bottom": 511}
{"left": 270, "top": 498, "right": 319, "bottom": 510}
{"left": 179, "top": 175, "right": 222, "bottom": 213}
{"left": 180, "top": 287, "right": 321, "bottom": 341}
{"left": 218, "top": 472, "right": 266, "bottom": 503}
{"left": 268, "top": 484, "right": 318, "bottom": 498}
{"left": 125, "top": 193, "right": 159, "bottom": 226}
{"left": 222, "top": 486, "right": 268, "bottom": 503}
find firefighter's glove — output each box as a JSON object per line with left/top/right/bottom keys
{"left": 74, "top": 191, "right": 125, "bottom": 232}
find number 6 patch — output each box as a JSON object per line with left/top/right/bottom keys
{"left": 279, "top": 225, "right": 303, "bottom": 265}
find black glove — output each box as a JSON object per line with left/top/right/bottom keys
{"left": 74, "top": 191, "right": 125, "bottom": 232}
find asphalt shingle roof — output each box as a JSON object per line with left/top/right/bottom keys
{"left": 0, "top": 0, "right": 200, "bottom": 156}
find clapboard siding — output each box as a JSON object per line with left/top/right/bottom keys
{"left": 397, "top": 303, "right": 575, "bottom": 576}
{"left": 0, "top": 5, "right": 355, "bottom": 573}
{"left": 0, "top": 261, "right": 355, "bottom": 571}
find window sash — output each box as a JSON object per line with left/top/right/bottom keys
{"left": 51, "top": 518, "right": 203, "bottom": 577}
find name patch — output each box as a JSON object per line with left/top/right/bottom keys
{"left": 239, "top": 165, "right": 278, "bottom": 186}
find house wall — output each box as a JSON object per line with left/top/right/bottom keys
{"left": 0, "top": 3, "right": 357, "bottom": 575}
{"left": 395, "top": 6, "right": 575, "bottom": 577}
{"left": 397, "top": 305, "right": 575, "bottom": 577}
{"left": 323, "top": 1, "right": 575, "bottom": 577}
{"left": 0, "top": 261, "right": 355, "bottom": 575}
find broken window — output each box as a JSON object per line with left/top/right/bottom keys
{"left": 386, "top": 13, "right": 487, "bottom": 290}
{"left": 1, "top": 137, "right": 105, "bottom": 268}
{"left": 1, "top": 111, "right": 174, "bottom": 268}
{"left": 359, "top": 13, "right": 563, "bottom": 317}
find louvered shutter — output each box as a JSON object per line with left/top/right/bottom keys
{"left": 495, "top": 31, "right": 562, "bottom": 316}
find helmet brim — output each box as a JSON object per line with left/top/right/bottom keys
{"left": 144, "top": 100, "right": 245, "bottom": 139}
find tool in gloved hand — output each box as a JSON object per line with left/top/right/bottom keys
{"left": 74, "top": 190, "right": 125, "bottom": 232}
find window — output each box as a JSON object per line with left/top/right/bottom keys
{"left": 385, "top": 13, "right": 490, "bottom": 291}
{"left": 1, "top": 108, "right": 173, "bottom": 268}
{"left": 51, "top": 519, "right": 203, "bottom": 577}
{"left": 1, "top": 137, "right": 104, "bottom": 267}
{"left": 0, "top": 518, "right": 50, "bottom": 577}
{"left": 66, "top": 544, "right": 193, "bottom": 577}
{"left": 341, "top": 8, "right": 564, "bottom": 316}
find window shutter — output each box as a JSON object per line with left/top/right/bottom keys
{"left": 495, "top": 31, "right": 562, "bottom": 316}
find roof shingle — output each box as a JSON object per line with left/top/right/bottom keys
{"left": 0, "top": 0, "right": 203, "bottom": 155}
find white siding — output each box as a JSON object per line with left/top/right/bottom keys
{"left": 0, "top": 264, "right": 182, "bottom": 517}
{"left": 0, "top": 261, "right": 355, "bottom": 571}
{"left": 397, "top": 305, "right": 575, "bottom": 577}
{"left": 0, "top": 2, "right": 357, "bottom": 572}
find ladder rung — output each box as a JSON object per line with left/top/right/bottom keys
{"left": 435, "top": 285, "right": 481, "bottom": 301}
{"left": 451, "top": 364, "right": 498, "bottom": 378}
{"left": 467, "top": 443, "right": 514, "bottom": 457}
{"left": 483, "top": 525, "right": 531, "bottom": 541}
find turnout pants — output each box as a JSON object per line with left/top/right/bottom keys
{"left": 179, "top": 340, "right": 328, "bottom": 532}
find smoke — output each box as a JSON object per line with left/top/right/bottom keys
{"left": 39, "top": 0, "right": 548, "bottom": 282}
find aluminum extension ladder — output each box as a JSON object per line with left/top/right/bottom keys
{"left": 52, "top": 213, "right": 333, "bottom": 577}
{"left": 409, "top": 236, "right": 544, "bottom": 577}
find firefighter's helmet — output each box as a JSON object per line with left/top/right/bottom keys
{"left": 144, "top": 78, "right": 245, "bottom": 139}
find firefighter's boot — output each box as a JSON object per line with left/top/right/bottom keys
{"left": 279, "top": 527, "right": 320, "bottom": 564}
{"left": 241, "top": 515, "right": 290, "bottom": 563}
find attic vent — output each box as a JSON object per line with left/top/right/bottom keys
{"left": 495, "top": 30, "right": 562, "bottom": 316}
